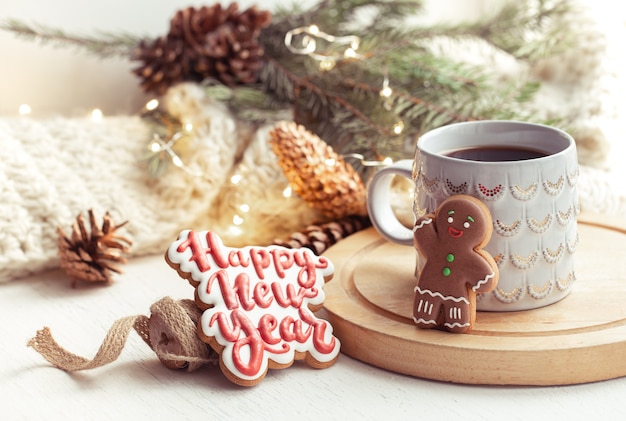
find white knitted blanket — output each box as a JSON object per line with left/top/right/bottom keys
{"left": 0, "top": 84, "right": 322, "bottom": 281}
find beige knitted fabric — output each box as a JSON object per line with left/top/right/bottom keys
{"left": 0, "top": 83, "right": 322, "bottom": 281}
{"left": 162, "top": 83, "right": 324, "bottom": 248}
{"left": 0, "top": 115, "right": 170, "bottom": 281}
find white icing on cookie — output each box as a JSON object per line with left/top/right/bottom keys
{"left": 414, "top": 286, "right": 470, "bottom": 304}
{"left": 413, "top": 218, "right": 433, "bottom": 231}
{"left": 472, "top": 272, "right": 496, "bottom": 292}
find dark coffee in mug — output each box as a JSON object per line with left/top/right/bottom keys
{"left": 443, "top": 145, "right": 548, "bottom": 162}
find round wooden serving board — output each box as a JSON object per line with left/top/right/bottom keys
{"left": 318, "top": 213, "right": 626, "bottom": 386}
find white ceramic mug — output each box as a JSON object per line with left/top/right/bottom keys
{"left": 367, "top": 120, "right": 579, "bottom": 311}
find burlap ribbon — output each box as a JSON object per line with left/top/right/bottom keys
{"left": 28, "top": 297, "right": 218, "bottom": 372}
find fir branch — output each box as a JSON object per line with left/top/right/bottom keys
{"left": 270, "top": 0, "right": 424, "bottom": 39}
{"left": 341, "top": 78, "right": 469, "bottom": 128}
{"left": 0, "top": 18, "right": 140, "bottom": 58}
{"left": 476, "top": 0, "right": 576, "bottom": 60}
{"left": 201, "top": 80, "right": 293, "bottom": 123}
{"left": 387, "top": 51, "right": 487, "bottom": 94}
{"left": 255, "top": 0, "right": 578, "bottom": 161}
{"left": 263, "top": 56, "right": 391, "bottom": 137}
{"left": 406, "top": 0, "right": 577, "bottom": 62}
{"left": 259, "top": 59, "right": 298, "bottom": 104}
{"left": 0, "top": 0, "right": 581, "bottom": 165}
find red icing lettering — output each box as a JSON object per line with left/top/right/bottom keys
{"left": 279, "top": 315, "right": 309, "bottom": 343}
{"left": 271, "top": 248, "right": 294, "bottom": 278}
{"left": 272, "top": 282, "right": 318, "bottom": 308}
{"left": 211, "top": 310, "right": 267, "bottom": 377}
{"left": 208, "top": 272, "right": 318, "bottom": 310}
{"left": 174, "top": 231, "right": 331, "bottom": 286}
{"left": 253, "top": 281, "right": 273, "bottom": 308}
{"left": 177, "top": 231, "right": 230, "bottom": 272}
{"left": 205, "top": 232, "right": 230, "bottom": 268}
{"left": 206, "top": 271, "right": 255, "bottom": 311}
{"left": 176, "top": 231, "right": 212, "bottom": 272}
{"left": 210, "top": 307, "right": 337, "bottom": 378}
{"left": 228, "top": 249, "right": 250, "bottom": 268}
{"left": 294, "top": 252, "right": 330, "bottom": 288}
{"left": 211, "top": 310, "right": 289, "bottom": 377}
{"left": 250, "top": 248, "right": 271, "bottom": 279}
{"left": 258, "top": 314, "right": 281, "bottom": 345}
{"left": 299, "top": 307, "right": 337, "bottom": 354}
{"left": 275, "top": 309, "right": 337, "bottom": 353}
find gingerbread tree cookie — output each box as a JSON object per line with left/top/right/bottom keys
{"left": 412, "top": 195, "right": 499, "bottom": 333}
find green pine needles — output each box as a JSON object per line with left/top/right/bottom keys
{"left": 250, "top": 0, "right": 578, "bottom": 162}
{"left": 1, "top": 0, "right": 579, "bottom": 164}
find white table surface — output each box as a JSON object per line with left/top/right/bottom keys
{"left": 4, "top": 252, "right": 626, "bottom": 421}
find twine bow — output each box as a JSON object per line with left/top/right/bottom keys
{"left": 28, "top": 297, "right": 219, "bottom": 372}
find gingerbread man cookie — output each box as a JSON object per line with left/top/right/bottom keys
{"left": 412, "top": 195, "right": 499, "bottom": 333}
{"left": 165, "top": 230, "right": 340, "bottom": 386}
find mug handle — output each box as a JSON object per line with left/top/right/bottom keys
{"left": 366, "top": 159, "right": 414, "bottom": 246}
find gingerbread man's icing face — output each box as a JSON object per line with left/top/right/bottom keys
{"left": 436, "top": 198, "right": 489, "bottom": 246}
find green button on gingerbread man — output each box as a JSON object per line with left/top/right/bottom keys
{"left": 443, "top": 253, "right": 455, "bottom": 276}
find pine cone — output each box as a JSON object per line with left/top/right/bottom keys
{"left": 57, "top": 210, "right": 133, "bottom": 286}
{"left": 133, "top": 37, "right": 186, "bottom": 95}
{"left": 269, "top": 121, "right": 368, "bottom": 219}
{"left": 273, "top": 215, "right": 371, "bottom": 255}
{"left": 132, "top": 3, "right": 271, "bottom": 95}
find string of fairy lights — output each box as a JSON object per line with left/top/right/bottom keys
{"left": 285, "top": 25, "right": 405, "bottom": 135}
{"left": 284, "top": 24, "right": 364, "bottom": 71}
{"left": 15, "top": 25, "right": 401, "bottom": 235}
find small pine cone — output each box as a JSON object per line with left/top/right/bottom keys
{"left": 273, "top": 215, "right": 371, "bottom": 255}
{"left": 132, "top": 37, "right": 186, "bottom": 96}
{"left": 57, "top": 210, "right": 133, "bottom": 286}
{"left": 269, "top": 121, "right": 367, "bottom": 219}
{"left": 133, "top": 3, "right": 271, "bottom": 95}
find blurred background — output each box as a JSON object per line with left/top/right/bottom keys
{"left": 1, "top": 0, "right": 624, "bottom": 172}
{"left": 0, "top": 0, "right": 512, "bottom": 116}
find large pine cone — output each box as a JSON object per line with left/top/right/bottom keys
{"left": 269, "top": 121, "right": 368, "bottom": 219}
{"left": 133, "top": 3, "right": 271, "bottom": 95}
